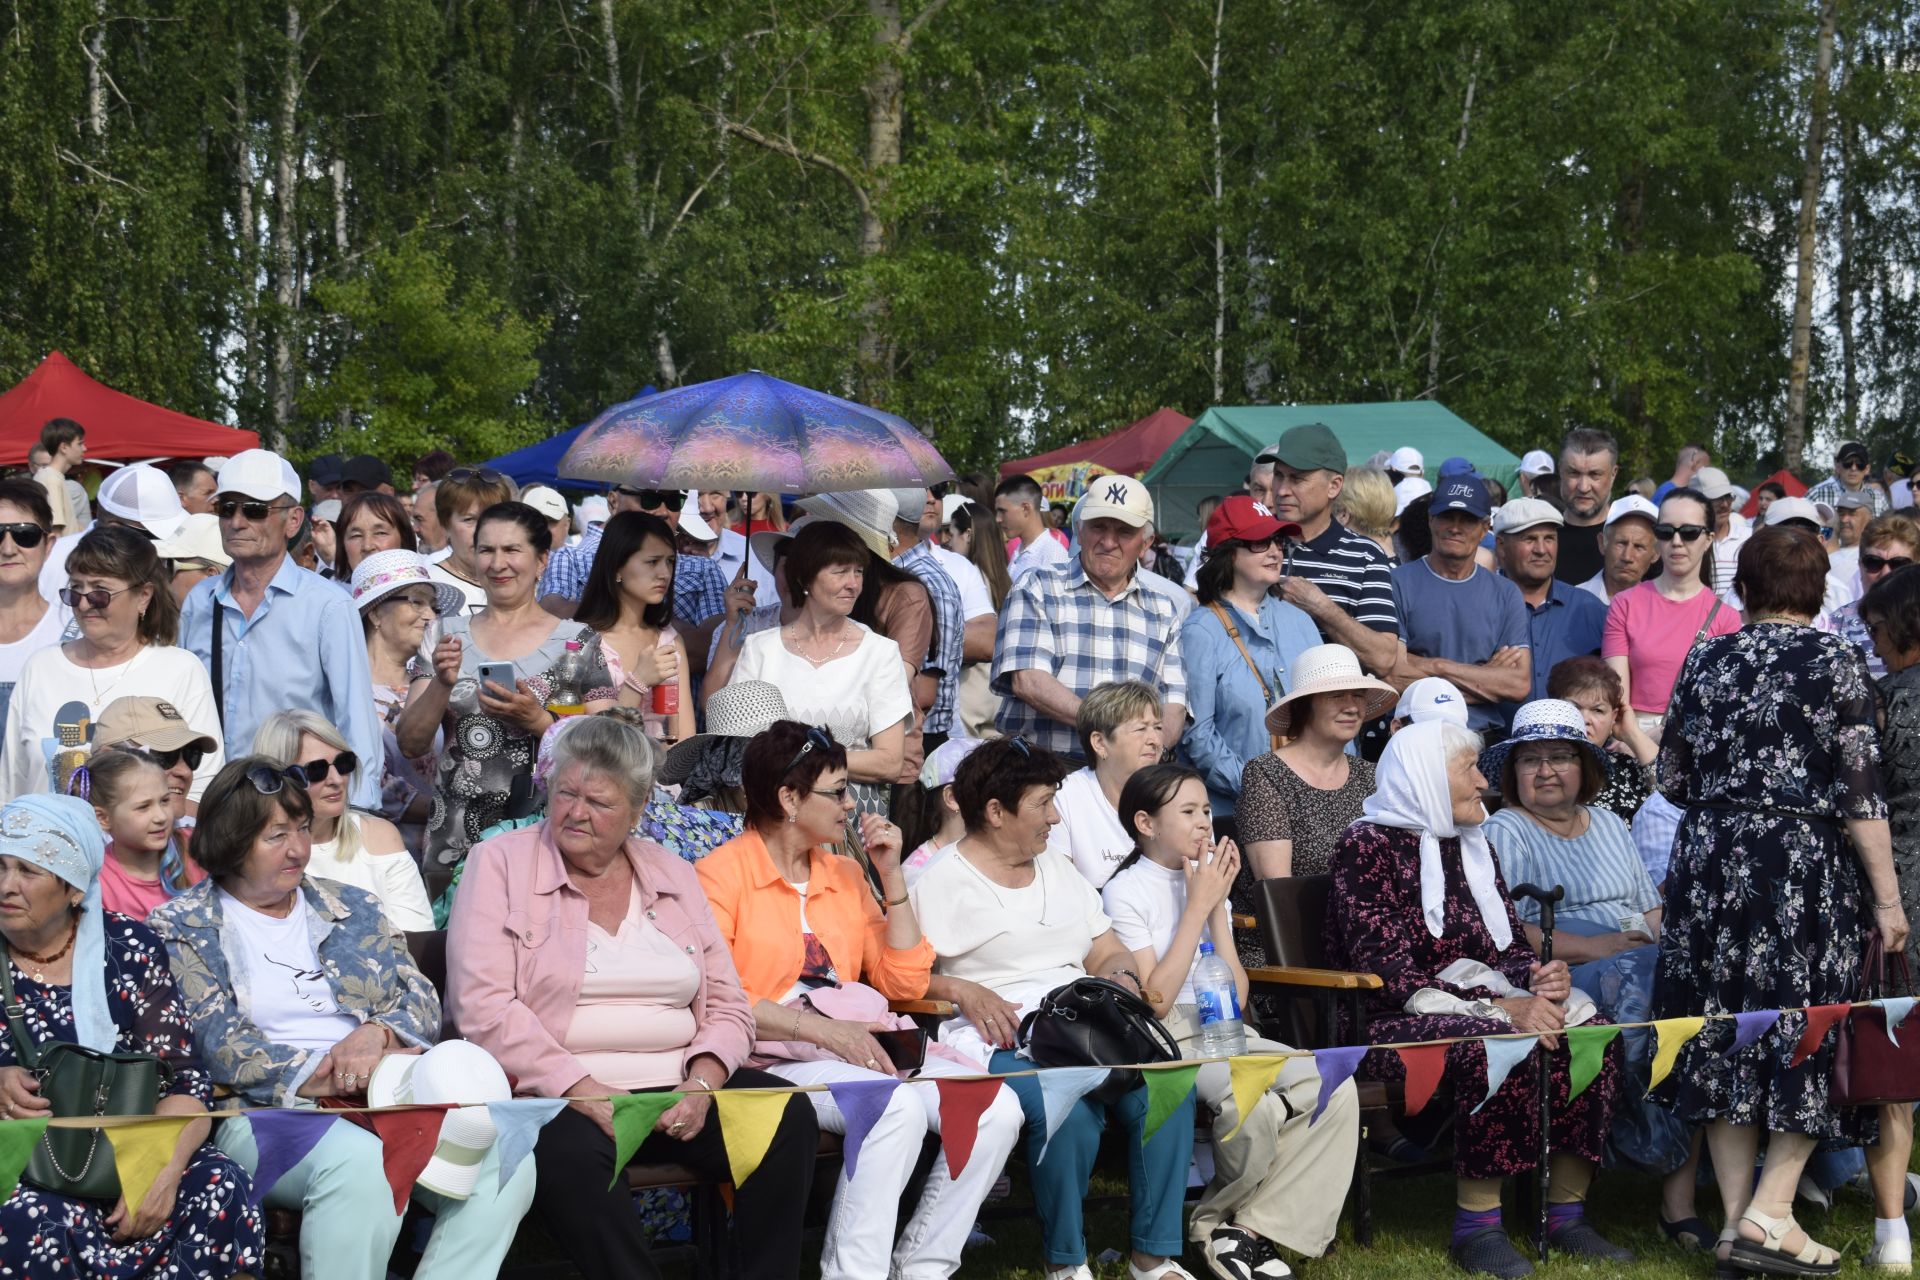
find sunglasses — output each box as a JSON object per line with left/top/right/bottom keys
{"left": 243, "top": 764, "right": 310, "bottom": 796}
{"left": 59, "top": 584, "right": 135, "bottom": 610}
{"left": 137, "top": 744, "right": 207, "bottom": 772}
{"left": 216, "top": 498, "right": 296, "bottom": 522}
{"left": 810, "top": 783, "right": 852, "bottom": 801}
{"left": 446, "top": 466, "right": 509, "bottom": 486}
{"left": 780, "top": 726, "right": 836, "bottom": 775}
{"left": 1653, "top": 523, "right": 1709, "bottom": 543}
{"left": 297, "top": 750, "right": 358, "bottom": 784}
{"left": 613, "top": 486, "right": 676, "bottom": 509}
{"left": 0, "top": 523, "right": 46, "bottom": 550}
{"left": 1863, "top": 553, "right": 1915, "bottom": 574}
{"left": 1840, "top": 457, "right": 1869, "bottom": 469}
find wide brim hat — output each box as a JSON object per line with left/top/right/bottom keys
{"left": 367, "top": 1041, "right": 511, "bottom": 1202}
{"left": 659, "top": 680, "right": 791, "bottom": 786}
{"left": 747, "top": 515, "right": 812, "bottom": 586}
{"left": 1263, "top": 643, "right": 1398, "bottom": 737}
{"left": 351, "top": 548, "right": 465, "bottom": 617}
{"left": 796, "top": 490, "right": 899, "bottom": 560}
{"left": 1476, "top": 698, "right": 1608, "bottom": 786}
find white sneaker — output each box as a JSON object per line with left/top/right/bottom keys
{"left": 1129, "top": 1259, "right": 1201, "bottom": 1280}
{"left": 1866, "top": 1240, "right": 1913, "bottom": 1274}
{"left": 1044, "top": 1266, "right": 1094, "bottom": 1280}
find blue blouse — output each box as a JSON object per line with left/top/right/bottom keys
{"left": 1178, "top": 594, "right": 1323, "bottom": 814}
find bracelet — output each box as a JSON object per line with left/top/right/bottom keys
{"left": 1108, "top": 968, "right": 1142, "bottom": 992}
{"left": 686, "top": 1076, "right": 714, "bottom": 1092}
{"left": 1875, "top": 899, "right": 1902, "bottom": 911}
{"left": 790, "top": 1007, "right": 805, "bottom": 1040}
{"left": 885, "top": 892, "right": 909, "bottom": 908}
{"left": 620, "top": 673, "right": 650, "bottom": 696}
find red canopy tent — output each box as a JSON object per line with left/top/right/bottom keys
{"left": 1739, "top": 468, "right": 1808, "bottom": 519}
{"left": 1002, "top": 408, "right": 1194, "bottom": 479}
{"left": 0, "top": 352, "right": 259, "bottom": 466}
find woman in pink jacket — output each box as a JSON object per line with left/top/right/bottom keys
{"left": 446, "top": 715, "right": 818, "bottom": 1280}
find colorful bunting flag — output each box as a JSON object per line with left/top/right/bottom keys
{"left": 103, "top": 1116, "right": 194, "bottom": 1215}
{"left": 1649, "top": 1017, "right": 1706, "bottom": 1090}
{"left": 1225, "top": 1056, "right": 1289, "bottom": 1141}
{"left": 713, "top": 1091, "right": 793, "bottom": 1188}
{"left": 1395, "top": 1045, "right": 1447, "bottom": 1117}
{"left": 1473, "top": 1036, "right": 1536, "bottom": 1114}
{"left": 1139, "top": 1063, "right": 1200, "bottom": 1146}
{"left": 1311, "top": 1046, "right": 1367, "bottom": 1125}
{"left": 1564, "top": 1025, "right": 1621, "bottom": 1101}
{"left": 486, "top": 1098, "right": 567, "bottom": 1191}
{"left": 366, "top": 1105, "right": 450, "bottom": 1213}
{"left": 1035, "top": 1068, "right": 1110, "bottom": 1160}
{"left": 0, "top": 1118, "right": 48, "bottom": 1203}
{"left": 932, "top": 1079, "right": 1001, "bottom": 1177}
{"left": 610, "top": 1093, "right": 684, "bottom": 1189}
{"left": 1878, "top": 998, "right": 1916, "bottom": 1048}
{"left": 1789, "top": 1005, "right": 1852, "bottom": 1068}
{"left": 824, "top": 1080, "right": 901, "bottom": 1179}
{"left": 1726, "top": 1010, "right": 1781, "bottom": 1057}
{"left": 243, "top": 1110, "right": 339, "bottom": 1205}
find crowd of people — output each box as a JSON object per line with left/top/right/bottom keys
{"left": 0, "top": 413, "right": 1914, "bottom": 1280}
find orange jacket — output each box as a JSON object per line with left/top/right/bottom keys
{"left": 696, "top": 828, "right": 934, "bottom": 1005}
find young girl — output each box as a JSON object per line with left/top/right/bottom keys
{"left": 899, "top": 737, "right": 981, "bottom": 886}
{"left": 1100, "top": 764, "right": 1359, "bottom": 1280}
{"left": 84, "top": 749, "right": 182, "bottom": 920}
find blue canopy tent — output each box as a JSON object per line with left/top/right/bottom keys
{"left": 483, "top": 386, "right": 656, "bottom": 489}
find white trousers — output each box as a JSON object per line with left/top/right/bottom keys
{"left": 768, "top": 1053, "right": 1023, "bottom": 1280}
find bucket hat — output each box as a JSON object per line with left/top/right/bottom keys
{"left": 796, "top": 490, "right": 898, "bottom": 560}
{"left": 1263, "top": 644, "right": 1398, "bottom": 738}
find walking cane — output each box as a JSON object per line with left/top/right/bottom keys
{"left": 1509, "top": 882, "right": 1565, "bottom": 1263}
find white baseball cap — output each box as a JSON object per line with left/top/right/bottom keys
{"left": 519, "top": 485, "right": 569, "bottom": 523}
{"left": 575, "top": 494, "right": 609, "bottom": 532}
{"left": 1603, "top": 494, "right": 1659, "bottom": 528}
{"left": 152, "top": 513, "right": 231, "bottom": 569}
{"left": 1490, "top": 497, "right": 1564, "bottom": 536}
{"left": 1392, "top": 476, "right": 1431, "bottom": 517}
{"left": 1692, "top": 466, "right": 1734, "bottom": 501}
{"left": 1387, "top": 446, "right": 1425, "bottom": 476}
{"left": 1076, "top": 475, "right": 1154, "bottom": 528}
{"left": 1395, "top": 676, "right": 1470, "bottom": 727}
{"left": 96, "top": 463, "right": 187, "bottom": 541}
{"left": 1519, "top": 449, "right": 1556, "bottom": 478}
{"left": 940, "top": 493, "right": 971, "bottom": 525}
{"left": 678, "top": 491, "right": 718, "bottom": 542}
{"left": 215, "top": 449, "right": 301, "bottom": 504}
{"left": 1764, "top": 495, "right": 1837, "bottom": 529}
{"left": 366, "top": 1040, "right": 511, "bottom": 1201}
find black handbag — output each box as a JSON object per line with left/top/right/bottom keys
{"left": 1017, "top": 976, "right": 1180, "bottom": 1103}
{"left": 0, "top": 955, "right": 167, "bottom": 1201}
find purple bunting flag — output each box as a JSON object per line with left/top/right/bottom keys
{"left": 244, "top": 1110, "right": 341, "bottom": 1205}
{"left": 1310, "top": 1046, "right": 1367, "bottom": 1125}
{"left": 824, "top": 1080, "right": 902, "bottom": 1180}
{"left": 1725, "top": 1010, "right": 1781, "bottom": 1057}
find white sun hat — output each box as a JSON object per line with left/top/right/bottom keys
{"left": 1264, "top": 643, "right": 1398, "bottom": 738}
{"left": 366, "top": 1040, "right": 512, "bottom": 1201}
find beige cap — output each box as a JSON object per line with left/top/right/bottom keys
{"left": 152, "top": 513, "right": 232, "bottom": 569}
{"left": 520, "top": 485, "right": 569, "bottom": 523}
{"left": 93, "top": 697, "right": 219, "bottom": 754}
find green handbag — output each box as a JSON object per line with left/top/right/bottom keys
{"left": 0, "top": 955, "right": 168, "bottom": 1201}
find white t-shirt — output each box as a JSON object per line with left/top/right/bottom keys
{"left": 0, "top": 602, "right": 71, "bottom": 737}
{"left": 37, "top": 533, "right": 80, "bottom": 606}
{"left": 1101, "top": 856, "right": 1198, "bottom": 1005}
{"left": 308, "top": 823, "right": 434, "bottom": 932}
{"left": 928, "top": 544, "right": 993, "bottom": 620}
{"left": 1047, "top": 767, "right": 1132, "bottom": 888}
{"left": 218, "top": 888, "right": 361, "bottom": 1052}
{"left": 0, "top": 643, "right": 224, "bottom": 802}
{"left": 733, "top": 623, "right": 912, "bottom": 750}
{"left": 1008, "top": 531, "right": 1067, "bottom": 581}
{"left": 1576, "top": 572, "right": 1612, "bottom": 604}
{"left": 425, "top": 562, "right": 488, "bottom": 615}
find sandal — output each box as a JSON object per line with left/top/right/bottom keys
{"left": 1727, "top": 1208, "right": 1840, "bottom": 1277}
{"left": 1660, "top": 1214, "right": 1714, "bottom": 1252}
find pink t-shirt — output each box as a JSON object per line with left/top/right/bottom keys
{"left": 99, "top": 851, "right": 171, "bottom": 921}
{"left": 1601, "top": 581, "right": 1741, "bottom": 714}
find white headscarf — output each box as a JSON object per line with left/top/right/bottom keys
{"left": 1360, "top": 721, "right": 1512, "bottom": 951}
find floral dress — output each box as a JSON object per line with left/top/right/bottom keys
{"left": 1653, "top": 624, "right": 1885, "bottom": 1139}
{"left": 0, "top": 915, "right": 264, "bottom": 1278}
{"left": 1879, "top": 664, "right": 1920, "bottom": 972}
{"left": 1592, "top": 750, "right": 1651, "bottom": 824}
{"left": 1326, "top": 821, "right": 1621, "bottom": 1180}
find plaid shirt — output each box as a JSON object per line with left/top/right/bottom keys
{"left": 991, "top": 556, "right": 1188, "bottom": 757}
{"left": 895, "top": 541, "right": 964, "bottom": 735}
{"left": 538, "top": 525, "right": 601, "bottom": 600}
{"left": 1805, "top": 475, "right": 1891, "bottom": 517}
{"left": 537, "top": 524, "right": 729, "bottom": 626}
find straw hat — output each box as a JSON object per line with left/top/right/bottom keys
{"left": 796, "top": 490, "right": 899, "bottom": 560}
{"left": 658, "top": 680, "right": 791, "bottom": 786}
{"left": 1263, "top": 644, "right": 1398, "bottom": 738}
{"left": 350, "top": 549, "right": 466, "bottom": 617}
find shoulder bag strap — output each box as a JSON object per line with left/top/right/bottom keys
{"left": 1690, "top": 595, "right": 1724, "bottom": 649}
{"left": 1207, "top": 602, "right": 1282, "bottom": 752}
{"left": 0, "top": 958, "right": 41, "bottom": 1072}
{"left": 209, "top": 600, "right": 226, "bottom": 734}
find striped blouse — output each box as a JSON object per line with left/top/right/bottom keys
{"left": 1483, "top": 804, "right": 1661, "bottom": 932}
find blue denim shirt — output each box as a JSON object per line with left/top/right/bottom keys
{"left": 1178, "top": 595, "right": 1323, "bottom": 814}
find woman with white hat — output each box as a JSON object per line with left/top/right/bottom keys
{"left": 153, "top": 511, "right": 232, "bottom": 608}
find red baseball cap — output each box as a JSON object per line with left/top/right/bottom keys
{"left": 1206, "top": 495, "right": 1299, "bottom": 545}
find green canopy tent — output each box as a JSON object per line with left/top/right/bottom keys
{"left": 1140, "top": 401, "right": 1520, "bottom": 538}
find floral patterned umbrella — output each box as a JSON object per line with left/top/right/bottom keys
{"left": 556, "top": 370, "right": 954, "bottom": 494}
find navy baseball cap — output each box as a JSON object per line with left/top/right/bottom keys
{"left": 1436, "top": 455, "right": 1478, "bottom": 478}
{"left": 1431, "top": 474, "right": 1492, "bottom": 520}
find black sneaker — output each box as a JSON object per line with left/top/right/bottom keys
{"left": 1546, "top": 1219, "right": 1635, "bottom": 1263}
{"left": 1451, "top": 1226, "right": 1534, "bottom": 1279}
{"left": 1204, "top": 1226, "right": 1292, "bottom": 1280}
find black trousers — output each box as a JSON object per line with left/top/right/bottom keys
{"left": 531, "top": 1066, "right": 820, "bottom": 1280}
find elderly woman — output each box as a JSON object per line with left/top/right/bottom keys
{"left": 1327, "top": 721, "right": 1630, "bottom": 1277}
{"left": 150, "top": 757, "right": 532, "bottom": 1280}
{"left": 331, "top": 491, "right": 417, "bottom": 580}
{"left": 697, "top": 720, "right": 1020, "bottom": 1280}
{"left": 0, "top": 795, "right": 262, "bottom": 1278}
{"left": 354, "top": 549, "right": 464, "bottom": 851}
{"left": 1820, "top": 512, "right": 1920, "bottom": 678}
{"left": 1047, "top": 680, "right": 1167, "bottom": 888}
{"left": 911, "top": 737, "right": 1198, "bottom": 1280}
{"left": 1544, "top": 656, "right": 1658, "bottom": 822}
{"left": 446, "top": 715, "right": 816, "bottom": 1280}
{"left": 1655, "top": 525, "right": 1908, "bottom": 1278}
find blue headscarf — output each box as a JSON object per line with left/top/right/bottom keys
{"left": 0, "top": 795, "right": 114, "bottom": 1051}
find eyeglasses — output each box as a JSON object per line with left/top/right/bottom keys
{"left": 613, "top": 486, "right": 676, "bottom": 509}
{"left": 216, "top": 498, "right": 296, "bottom": 522}
{"left": 59, "top": 584, "right": 134, "bottom": 610}
{"left": 780, "top": 726, "right": 835, "bottom": 775}
{"left": 1653, "top": 523, "right": 1708, "bottom": 543}
{"left": 445, "top": 467, "right": 509, "bottom": 486}
{"left": 136, "top": 744, "right": 207, "bottom": 772}
{"left": 810, "top": 784, "right": 851, "bottom": 801}
{"left": 297, "top": 750, "right": 358, "bottom": 784}
{"left": 243, "top": 764, "right": 310, "bottom": 796}
{"left": 1862, "top": 553, "right": 1915, "bottom": 574}
{"left": 1518, "top": 749, "right": 1583, "bottom": 772}
{"left": 0, "top": 523, "right": 46, "bottom": 550}
{"left": 1235, "top": 535, "right": 1282, "bottom": 552}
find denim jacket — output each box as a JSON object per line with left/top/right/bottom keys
{"left": 150, "top": 876, "right": 440, "bottom": 1107}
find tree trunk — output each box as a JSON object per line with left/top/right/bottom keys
{"left": 859, "top": 0, "right": 905, "bottom": 399}
{"left": 1614, "top": 168, "right": 1648, "bottom": 449}
{"left": 86, "top": 0, "right": 106, "bottom": 137}
{"left": 1209, "top": 0, "right": 1226, "bottom": 404}
{"left": 599, "top": 0, "right": 636, "bottom": 194}
{"left": 1427, "top": 50, "right": 1479, "bottom": 397}
{"left": 1836, "top": 110, "right": 1860, "bottom": 433}
{"left": 654, "top": 332, "right": 679, "bottom": 388}
{"left": 235, "top": 40, "right": 260, "bottom": 413}
{"left": 1785, "top": 0, "right": 1839, "bottom": 472}
{"left": 271, "top": 1, "right": 304, "bottom": 447}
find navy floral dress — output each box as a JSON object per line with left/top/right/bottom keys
{"left": 1654, "top": 624, "right": 1885, "bottom": 1140}
{"left": 0, "top": 914, "right": 263, "bottom": 1278}
{"left": 1326, "top": 822, "right": 1621, "bottom": 1180}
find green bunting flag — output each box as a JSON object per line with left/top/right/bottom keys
{"left": 0, "top": 1118, "right": 47, "bottom": 1203}
{"left": 609, "top": 1093, "right": 683, "bottom": 1190}
{"left": 1139, "top": 1063, "right": 1200, "bottom": 1146}
{"left": 1565, "top": 1025, "right": 1622, "bottom": 1101}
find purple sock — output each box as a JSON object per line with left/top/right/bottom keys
{"left": 1547, "top": 1202, "right": 1583, "bottom": 1233}
{"left": 1453, "top": 1207, "right": 1504, "bottom": 1247}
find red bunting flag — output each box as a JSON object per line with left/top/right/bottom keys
{"left": 932, "top": 1079, "right": 1002, "bottom": 1178}
{"left": 1395, "top": 1045, "right": 1447, "bottom": 1117}
{"left": 1790, "top": 1004, "right": 1853, "bottom": 1068}
{"left": 366, "top": 1105, "right": 452, "bottom": 1213}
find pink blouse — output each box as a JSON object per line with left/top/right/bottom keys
{"left": 562, "top": 885, "right": 702, "bottom": 1089}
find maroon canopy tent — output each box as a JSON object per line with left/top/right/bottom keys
{"left": 1002, "top": 408, "right": 1193, "bottom": 479}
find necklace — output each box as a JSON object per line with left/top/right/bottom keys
{"left": 1750, "top": 613, "right": 1806, "bottom": 626}
{"left": 10, "top": 922, "right": 76, "bottom": 982}
{"left": 77, "top": 641, "right": 145, "bottom": 706}
{"left": 784, "top": 623, "right": 857, "bottom": 667}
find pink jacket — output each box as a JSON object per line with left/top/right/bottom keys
{"left": 445, "top": 821, "right": 755, "bottom": 1099}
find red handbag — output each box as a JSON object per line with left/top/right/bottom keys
{"left": 1832, "top": 934, "right": 1920, "bottom": 1106}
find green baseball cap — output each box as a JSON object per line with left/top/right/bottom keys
{"left": 1267, "top": 423, "right": 1346, "bottom": 474}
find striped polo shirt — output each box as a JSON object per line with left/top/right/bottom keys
{"left": 1285, "top": 521, "right": 1400, "bottom": 636}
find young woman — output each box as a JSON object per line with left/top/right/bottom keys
{"left": 1102, "top": 764, "right": 1358, "bottom": 1280}
{"left": 83, "top": 748, "right": 186, "bottom": 919}
{"left": 0, "top": 480, "right": 66, "bottom": 737}
{"left": 572, "top": 512, "right": 695, "bottom": 743}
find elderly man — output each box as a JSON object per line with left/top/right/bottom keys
{"left": 1807, "top": 438, "right": 1891, "bottom": 517}
{"left": 1492, "top": 498, "right": 1607, "bottom": 702}
{"left": 411, "top": 480, "right": 450, "bottom": 559}
{"left": 178, "top": 449, "right": 382, "bottom": 808}
{"left": 1390, "top": 474, "right": 1531, "bottom": 738}
{"left": 1653, "top": 443, "right": 1710, "bottom": 505}
{"left": 1577, "top": 495, "right": 1661, "bottom": 604}
{"left": 1829, "top": 490, "right": 1874, "bottom": 587}
{"left": 1554, "top": 427, "right": 1620, "bottom": 585}
{"left": 992, "top": 476, "right": 1187, "bottom": 758}
{"left": 694, "top": 490, "right": 749, "bottom": 579}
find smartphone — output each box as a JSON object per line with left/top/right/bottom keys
{"left": 873, "top": 1027, "right": 928, "bottom": 1073}
{"left": 475, "top": 661, "right": 518, "bottom": 694}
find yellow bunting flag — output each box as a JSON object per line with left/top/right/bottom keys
{"left": 1648, "top": 1017, "right": 1706, "bottom": 1094}
{"left": 712, "top": 1091, "right": 791, "bottom": 1188}
{"left": 103, "top": 1117, "right": 195, "bottom": 1214}
{"left": 1225, "top": 1056, "right": 1288, "bottom": 1142}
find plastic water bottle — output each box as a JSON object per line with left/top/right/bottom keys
{"left": 1193, "top": 940, "right": 1246, "bottom": 1056}
{"left": 545, "top": 640, "right": 589, "bottom": 717}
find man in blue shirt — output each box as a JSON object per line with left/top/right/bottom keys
{"left": 1390, "top": 475, "right": 1531, "bottom": 737}
{"left": 179, "top": 449, "right": 383, "bottom": 810}
{"left": 1491, "top": 497, "right": 1607, "bottom": 703}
